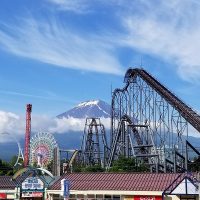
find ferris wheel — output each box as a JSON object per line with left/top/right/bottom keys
{"left": 29, "top": 132, "right": 58, "bottom": 168}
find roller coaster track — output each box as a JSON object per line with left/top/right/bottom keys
{"left": 121, "top": 114, "right": 143, "bottom": 145}
{"left": 107, "top": 114, "right": 155, "bottom": 169}
{"left": 81, "top": 118, "right": 109, "bottom": 167}
{"left": 108, "top": 68, "right": 200, "bottom": 171}
{"left": 108, "top": 115, "right": 148, "bottom": 168}
{"left": 125, "top": 68, "right": 200, "bottom": 133}
{"left": 68, "top": 150, "right": 79, "bottom": 167}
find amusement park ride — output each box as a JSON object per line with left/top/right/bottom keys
{"left": 29, "top": 132, "right": 58, "bottom": 168}
{"left": 0, "top": 132, "right": 24, "bottom": 167}
{"left": 5, "top": 68, "right": 200, "bottom": 175}
{"left": 24, "top": 104, "right": 32, "bottom": 167}
{"left": 81, "top": 118, "right": 110, "bottom": 167}
{"left": 79, "top": 68, "right": 200, "bottom": 173}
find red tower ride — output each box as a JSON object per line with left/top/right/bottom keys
{"left": 24, "top": 104, "right": 32, "bottom": 167}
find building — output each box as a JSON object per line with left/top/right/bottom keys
{"left": 0, "top": 167, "right": 56, "bottom": 200}
{"left": 47, "top": 172, "right": 200, "bottom": 200}
{"left": 0, "top": 176, "right": 18, "bottom": 199}
{"left": 0, "top": 172, "right": 199, "bottom": 200}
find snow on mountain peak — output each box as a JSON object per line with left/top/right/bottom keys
{"left": 77, "top": 100, "right": 99, "bottom": 108}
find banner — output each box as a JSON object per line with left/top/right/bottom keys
{"left": 134, "top": 196, "right": 162, "bottom": 200}
{"left": 0, "top": 193, "right": 6, "bottom": 199}
{"left": 22, "top": 192, "right": 43, "bottom": 197}
{"left": 61, "top": 179, "right": 70, "bottom": 198}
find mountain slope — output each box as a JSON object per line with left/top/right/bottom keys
{"left": 57, "top": 100, "right": 111, "bottom": 118}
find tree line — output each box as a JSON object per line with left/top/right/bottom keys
{"left": 0, "top": 155, "right": 23, "bottom": 176}
{"left": 0, "top": 155, "right": 200, "bottom": 176}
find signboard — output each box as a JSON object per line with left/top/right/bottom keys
{"left": 0, "top": 193, "right": 6, "bottom": 199}
{"left": 134, "top": 196, "right": 162, "bottom": 200}
{"left": 22, "top": 192, "right": 43, "bottom": 197}
{"left": 61, "top": 179, "right": 70, "bottom": 197}
{"left": 22, "top": 177, "right": 44, "bottom": 191}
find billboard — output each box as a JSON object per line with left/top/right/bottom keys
{"left": 22, "top": 192, "right": 43, "bottom": 197}
{"left": 22, "top": 177, "right": 44, "bottom": 191}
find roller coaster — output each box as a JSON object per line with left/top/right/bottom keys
{"left": 75, "top": 68, "right": 200, "bottom": 173}
{"left": 107, "top": 68, "right": 200, "bottom": 172}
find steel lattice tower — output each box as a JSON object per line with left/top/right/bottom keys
{"left": 24, "top": 104, "right": 32, "bottom": 167}
{"left": 81, "top": 118, "right": 109, "bottom": 167}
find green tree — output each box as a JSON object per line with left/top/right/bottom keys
{"left": 6, "top": 170, "right": 14, "bottom": 176}
{"left": 0, "top": 157, "right": 14, "bottom": 175}
{"left": 109, "top": 156, "right": 149, "bottom": 172}
{"left": 47, "top": 160, "right": 53, "bottom": 172}
{"left": 83, "top": 165, "right": 105, "bottom": 172}
{"left": 72, "top": 166, "right": 82, "bottom": 172}
{"left": 189, "top": 156, "right": 200, "bottom": 172}
{"left": 10, "top": 155, "right": 18, "bottom": 167}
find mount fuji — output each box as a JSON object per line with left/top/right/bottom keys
{"left": 54, "top": 100, "right": 111, "bottom": 155}
{"left": 57, "top": 100, "right": 111, "bottom": 119}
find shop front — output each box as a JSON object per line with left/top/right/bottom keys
{"left": 20, "top": 177, "right": 45, "bottom": 200}
{"left": 0, "top": 167, "right": 56, "bottom": 200}
{"left": 0, "top": 175, "right": 19, "bottom": 200}
{"left": 0, "top": 192, "right": 16, "bottom": 200}
{"left": 47, "top": 172, "right": 200, "bottom": 200}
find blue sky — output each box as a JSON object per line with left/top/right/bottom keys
{"left": 1, "top": 0, "right": 200, "bottom": 141}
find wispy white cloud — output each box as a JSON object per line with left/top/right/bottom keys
{"left": 1, "top": 109, "right": 199, "bottom": 146}
{"left": 47, "top": 0, "right": 200, "bottom": 82}
{"left": 47, "top": 0, "right": 90, "bottom": 13}
{"left": 118, "top": 0, "right": 200, "bottom": 82}
{"left": 48, "top": 116, "right": 111, "bottom": 134}
{"left": 0, "top": 110, "right": 111, "bottom": 143}
{"left": 33, "top": 115, "right": 110, "bottom": 134}
{"left": 0, "top": 111, "right": 24, "bottom": 143}
{"left": 0, "top": 89, "right": 69, "bottom": 102}
{"left": 0, "top": 17, "right": 124, "bottom": 76}
{"left": 1, "top": 0, "right": 200, "bottom": 81}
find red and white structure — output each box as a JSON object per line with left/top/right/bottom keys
{"left": 24, "top": 104, "right": 32, "bottom": 167}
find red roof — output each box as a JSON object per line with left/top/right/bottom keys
{"left": 0, "top": 176, "right": 18, "bottom": 189}
{"left": 49, "top": 172, "right": 183, "bottom": 191}
{"left": 0, "top": 175, "right": 44, "bottom": 190}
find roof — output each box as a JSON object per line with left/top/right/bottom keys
{"left": 49, "top": 172, "right": 185, "bottom": 191}
{"left": 0, "top": 175, "right": 54, "bottom": 190}
{"left": 0, "top": 176, "right": 22, "bottom": 189}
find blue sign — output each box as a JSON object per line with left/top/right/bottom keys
{"left": 61, "top": 179, "right": 70, "bottom": 198}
